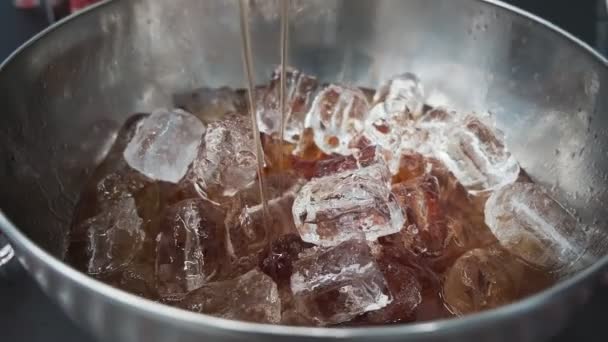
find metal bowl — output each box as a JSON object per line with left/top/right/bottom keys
{"left": 0, "top": 0, "right": 607, "bottom": 341}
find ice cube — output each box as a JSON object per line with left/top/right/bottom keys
{"left": 79, "top": 196, "right": 145, "bottom": 275}
{"left": 259, "top": 233, "right": 314, "bottom": 286}
{"left": 290, "top": 240, "right": 391, "bottom": 325}
{"left": 312, "top": 145, "right": 380, "bottom": 178}
{"left": 434, "top": 115, "right": 520, "bottom": 193}
{"left": 292, "top": 162, "right": 405, "bottom": 246}
{"left": 292, "top": 127, "right": 327, "bottom": 162}
{"left": 305, "top": 85, "right": 370, "bottom": 155}
{"left": 391, "top": 151, "right": 429, "bottom": 184}
{"left": 484, "top": 182, "right": 588, "bottom": 272}
{"left": 362, "top": 248, "right": 422, "bottom": 324}
{"left": 173, "top": 86, "right": 244, "bottom": 123}
{"left": 257, "top": 67, "right": 318, "bottom": 143}
{"left": 107, "top": 261, "right": 157, "bottom": 299}
{"left": 374, "top": 73, "right": 425, "bottom": 118}
{"left": 177, "top": 268, "right": 281, "bottom": 323}
{"left": 123, "top": 108, "right": 205, "bottom": 183}
{"left": 443, "top": 247, "right": 524, "bottom": 315}
{"left": 184, "top": 113, "right": 258, "bottom": 198}
{"left": 360, "top": 104, "right": 409, "bottom": 170}
{"left": 226, "top": 179, "right": 303, "bottom": 259}
{"left": 155, "top": 199, "right": 226, "bottom": 300}
{"left": 387, "top": 174, "right": 447, "bottom": 256}
{"left": 103, "top": 113, "right": 148, "bottom": 166}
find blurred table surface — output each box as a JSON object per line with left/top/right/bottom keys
{"left": 0, "top": 1, "right": 607, "bottom": 341}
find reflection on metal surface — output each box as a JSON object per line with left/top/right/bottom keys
{"left": 0, "top": 0, "right": 606, "bottom": 341}
{"left": 0, "top": 243, "right": 14, "bottom": 267}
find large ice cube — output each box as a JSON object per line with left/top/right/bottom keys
{"left": 386, "top": 174, "right": 448, "bottom": 256}
{"left": 434, "top": 115, "right": 519, "bottom": 193}
{"left": 177, "top": 269, "right": 281, "bottom": 323}
{"left": 374, "top": 73, "right": 425, "bottom": 118}
{"left": 443, "top": 247, "right": 524, "bottom": 315}
{"left": 484, "top": 182, "right": 589, "bottom": 272}
{"left": 290, "top": 240, "right": 391, "bottom": 325}
{"left": 155, "top": 199, "right": 226, "bottom": 300}
{"left": 257, "top": 66, "right": 318, "bottom": 143}
{"left": 226, "top": 179, "right": 303, "bottom": 259}
{"left": 79, "top": 196, "right": 145, "bottom": 275}
{"left": 123, "top": 109, "right": 205, "bottom": 183}
{"left": 305, "top": 84, "right": 370, "bottom": 155}
{"left": 362, "top": 246, "right": 423, "bottom": 324}
{"left": 292, "top": 162, "right": 405, "bottom": 246}
{"left": 259, "top": 233, "right": 314, "bottom": 286}
{"left": 312, "top": 145, "right": 380, "bottom": 178}
{"left": 184, "top": 113, "right": 258, "bottom": 198}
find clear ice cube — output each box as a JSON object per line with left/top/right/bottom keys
{"left": 312, "top": 145, "right": 380, "bottom": 178}
{"left": 80, "top": 196, "right": 145, "bottom": 275}
{"left": 292, "top": 162, "right": 405, "bottom": 246}
{"left": 434, "top": 115, "right": 520, "bottom": 193}
{"left": 443, "top": 247, "right": 524, "bottom": 315}
{"left": 305, "top": 84, "right": 370, "bottom": 155}
{"left": 363, "top": 249, "right": 422, "bottom": 323}
{"left": 123, "top": 108, "right": 205, "bottom": 183}
{"left": 259, "top": 233, "right": 314, "bottom": 286}
{"left": 226, "top": 179, "right": 303, "bottom": 259}
{"left": 177, "top": 268, "right": 281, "bottom": 324}
{"left": 290, "top": 240, "right": 391, "bottom": 325}
{"left": 374, "top": 73, "right": 425, "bottom": 118}
{"left": 185, "top": 113, "right": 258, "bottom": 198}
{"left": 387, "top": 174, "right": 447, "bottom": 256}
{"left": 257, "top": 67, "right": 318, "bottom": 143}
{"left": 484, "top": 182, "right": 589, "bottom": 272}
{"left": 155, "top": 199, "right": 226, "bottom": 300}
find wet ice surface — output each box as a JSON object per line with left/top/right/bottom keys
{"left": 79, "top": 196, "right": 145, "bottom": 275}
{"left": 388, "top": 174, "right": 447, "bottom": 256}
{"left": 485, "top": 182, "right": 589, "bottom": 272}
{"left": 434, "top": 115, "right": 520, "bottom": 193}
{"left": 185, "top": 113, "right": 258, "bottom": 198}
{"left": 290, "top": 240, "right": 391, "bottom": 325}
{"left": 305, "top": 84, "right": 370, "bottom": 155}
{"left": 123, "top": 109, "right": 205, "bottom": 183}
{"left": 292, "top": 162, "right": 405, "bottom": 246}
{"left": 155, "top": 199, "right": 226, "bottom": 300}
{"left": 374, "top": 73, "right": 425, "bottom": 118}
{"left": 257, "top": 67, "right": 318, "bottom": 143}
{"left": 177, "top": 269, "right": 281, "bottom": 323}
{"left": 226, "top": 178, "right": 303, "bottom": 259}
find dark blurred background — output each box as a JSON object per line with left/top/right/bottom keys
{"left": 0, "top": 0, "right": 607, "bottom": 341}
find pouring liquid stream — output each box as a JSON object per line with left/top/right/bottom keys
{"left": 238, "top": 0, "right": 291, "bottom": 227}
{"left": 238, "top": 0, "right": 270, "bottom": 224}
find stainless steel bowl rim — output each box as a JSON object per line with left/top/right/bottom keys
{"left": 1, "top": 0, "right": 607, "bottom": 338}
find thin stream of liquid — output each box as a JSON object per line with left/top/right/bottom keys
{"left": 238, "top": 0, "right": 270, "bottom": 223}
{"left": 278, "top": 0, "right": 290, "bottom": 178}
